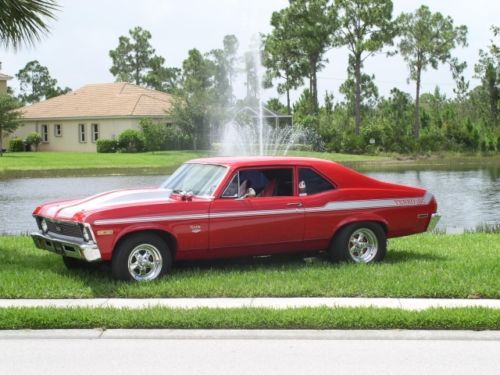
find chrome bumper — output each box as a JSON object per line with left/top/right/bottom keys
{"left": 31, "top": 232, "right": 102, "bottom": 262}
{"left": 426, "top": 213, "right": 441, "bottom": 232}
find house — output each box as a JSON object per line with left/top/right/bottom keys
{"left": 0, "top": 71, "right": 13, "bottom": 94}
{"left": 4, "top": 82, "right": 173, "bottom": 152}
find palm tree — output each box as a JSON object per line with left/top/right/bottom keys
{"left": 0, "top": 0, "right": 59, "bottom": 49}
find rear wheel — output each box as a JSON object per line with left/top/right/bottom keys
{"left": 112, "top": 233, "right": 172, "bottom": 281}
{"left": 329, "top": 222, "right": 386, "bottom": 263}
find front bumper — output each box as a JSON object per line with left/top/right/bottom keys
{"left": 426, "top": 213, "right": 441, "bottom": 232}
{"left": 31, "top": 232, "right": 102, "bottom": 262}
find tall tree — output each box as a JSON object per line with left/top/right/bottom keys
{"left": 15, "top": 60, "right": 69, "bottom": 104}
{"left": 144, "top": 55, "right": 180, "bottom": 94}
{"left": 0, "top": 93, "right": 22, "bottom": 156}
{"left": 223, "top": 34, "right": 239, "bottom": 91}
{"left": 109, "top": 26, "right": 155, "bottom": 85}
{"left": 208, "top": 49, "right": 231, "bottom": 107}
{"left": 336, "top": 0, "right": 394, "bottom": 134}
{"left": 281, "top": 0, "right": 338, "bottom": 113}
{"left": 168, "top": 49, "right": 214, "bottom": 150}
{"left": 339, "top": 56, "right": 379, "bottom": 115}
{"left": 474, "top": 26, "right": 499, "bottom": 127}
{"left": 263, "top": 10, "right": 306, "bottom": 115}
{"left": 243, "top": 50, "right": 259, "bottom": 100}
{"left": 396, "top": 5, "right": 467, "bottom": 137}
{"left": 0, "top": 0, "right": 58, "bottom": 49}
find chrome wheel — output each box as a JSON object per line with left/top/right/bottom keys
{"left": 127, "top": 244, "right": 163, "bottom": 281}
{"left": 348, "top": 228, "right": 378, "bottom": 263}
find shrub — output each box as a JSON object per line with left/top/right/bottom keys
{"left": 118, "top": 129, "right": 145, "bottom": 153}
{"left": 96, "top": 139, "right": 118, "bottom": 153}
{"left": 8, "top": 137, "right": 24, "bottom": 152}
{"left": 139, "top": 118, "right": 193, "bottom": 151}
{"left": 341, "top": 134, "right": 365, "bottom": 154}
{"left": 25, "top": 132, "right": 42, "bottom": 151}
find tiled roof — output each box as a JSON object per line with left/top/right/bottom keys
{"left": 18, "top": 82, "right": 173, "bottom": 119}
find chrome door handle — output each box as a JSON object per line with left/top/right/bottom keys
{"left": 287, "top": 202, "right": 303, "bottom": 207}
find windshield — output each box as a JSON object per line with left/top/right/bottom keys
{"left": 161, "top": 163, "right": 227, "bottom": 197}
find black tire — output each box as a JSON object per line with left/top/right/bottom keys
{"left": 329, "top": 222, "right": 386, "bottom": 263}
{"left": 111, "top": 233, "right": 172, "bottom": 281}
{"left": 62, "top": 256, "right": 87, "bottom": 270}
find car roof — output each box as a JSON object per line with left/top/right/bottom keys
{"left": 187, "top": 156, "right": 339, "bottom": 168}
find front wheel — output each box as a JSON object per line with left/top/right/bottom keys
{"left": 112, "top": 233, "right": 172, "bottom": 281}
{"left": 329, "top": 222, "right": 386, "bottom": 263}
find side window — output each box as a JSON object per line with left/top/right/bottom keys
{"left": 91, "top": 123, "right": 99, "bottom": 142}
{"left": 299, "top": 168, "right": 334, "bottom": 196}
{"left": 40, "top": 124, "right": 49, "bottom": 142}
{"left": 222, "top": 174, "right": 239, "bottom": 198}
{"left": 79, "top": 124, "right": 86, "bottom": 143}
{"left": 54, "top": 124, "right": 62, "bottom": 137}
{"left": 221, "top": 168, "right": 294, "bottom": 198}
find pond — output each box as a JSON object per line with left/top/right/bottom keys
{"left": 0, "top": 164, "right": 498, "bottom": 234}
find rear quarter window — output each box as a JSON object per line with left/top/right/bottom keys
{"left": 299, "top": 168, "right": 335, "bottom": 195}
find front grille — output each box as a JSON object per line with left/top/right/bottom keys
{"left": 46, "top": 220, "right": 84, "bottom": 238}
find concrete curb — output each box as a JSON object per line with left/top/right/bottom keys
{"left": 1, "top": 297, "right": 499, "bottom": 310}
{"left": 1, "top": 329, "right": 500, "bottom": 340}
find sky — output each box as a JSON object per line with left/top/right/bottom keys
{"left": 0, "top": 0, "right": 498, "bottom": 104}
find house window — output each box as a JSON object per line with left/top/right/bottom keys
{"left": 91, "top": 123, "right": 99, "bottom": 142}
{"left": 79, "top": 124, "right": 87, "bottom": 143}
{"left": 41, "top": 124, "right": 49, "bottom": 143}
{"left": 54, "top": 124, "right": 62, "bottom": 137}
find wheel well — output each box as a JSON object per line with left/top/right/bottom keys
{"left": 114, "top": 230, "right": 177, "bottom": 259}
{"left": 330, "top": 220, "right": 387, "bottom": 245}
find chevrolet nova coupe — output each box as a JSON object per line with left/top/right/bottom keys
{"left": 32, "top": 157, "right": 440, "bottom": 281}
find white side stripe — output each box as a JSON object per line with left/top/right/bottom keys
{"left": 92, "top": 193, "right": 433, "bottom": 226}
{"left": 94, "top": 214, "right": 209, "bottom": 226}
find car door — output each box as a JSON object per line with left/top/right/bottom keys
{"left": 298, "top": 167, "right": 342, "bottom": 250}
{"left": 209, "top": 166, "right": 304, "bottom": 257}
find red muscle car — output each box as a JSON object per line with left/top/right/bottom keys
{"left": 31, "top": 157, "right": 440, "bottom": 281}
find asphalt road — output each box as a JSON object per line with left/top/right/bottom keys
{"left": 1, "top": 330, "right": 499, "bottom": 375}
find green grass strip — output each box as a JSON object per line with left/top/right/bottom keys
{"left": 0, "top": 150, "right": 387, "bottom": 176}
{"left": 1, "top": 233, "right": 499, "bottom": 298}
{"left": 0, "top": 307, "right": 498, "bottom": 330}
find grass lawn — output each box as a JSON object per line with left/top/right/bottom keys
{"left": 0, "top": 150, "right": 386, "bottom": 176}
{"left": 0, "top": 233, "right": 498, "bottom": 299}
{"left": 0, "top": 150, "right": 207, "bottom": 175}
{"left": 0, "top": 306, "right": 498, "bottom": 330}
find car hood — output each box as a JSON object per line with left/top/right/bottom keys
{"left": 34, "top": 188, "right": 173, "bottom": 221}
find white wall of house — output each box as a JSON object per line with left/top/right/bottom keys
{"left": 2, "top": 117, "right": 152, "bottom": 152}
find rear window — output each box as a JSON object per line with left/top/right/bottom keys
{"left": 299, "top": 168, "right": 334, "bottom": 195}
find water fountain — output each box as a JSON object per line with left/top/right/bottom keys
{"left": 217, "top": 41, "right": 304, "bottom": 156}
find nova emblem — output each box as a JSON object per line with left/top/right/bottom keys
{"left": 190, "top": 225, "right": 202, "bottom": 233}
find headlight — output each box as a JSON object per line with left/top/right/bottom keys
{"left": 41, "top": 219, "right": 48, "bottom": 233}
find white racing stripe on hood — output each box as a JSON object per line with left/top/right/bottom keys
{"left": 55, "top": 189, "right": 171, "bottom": 219}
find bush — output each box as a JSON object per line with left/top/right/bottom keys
{"left": 341, "top": 134, "right": 365, "bottom": 154}
{"left": 118, "top": 129, "right": 145, "bottom": 153}
{"left": 8, "top": 138, "right": 24, "bottom": 152}
{"left": 25, "top": 132, "right": 42, "bottom": 151}
{"left": 139, "top": 118, "right": 193, "bottom": 151}
{"left": 96, "top": 139, "right": 118, "bottom": 153}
